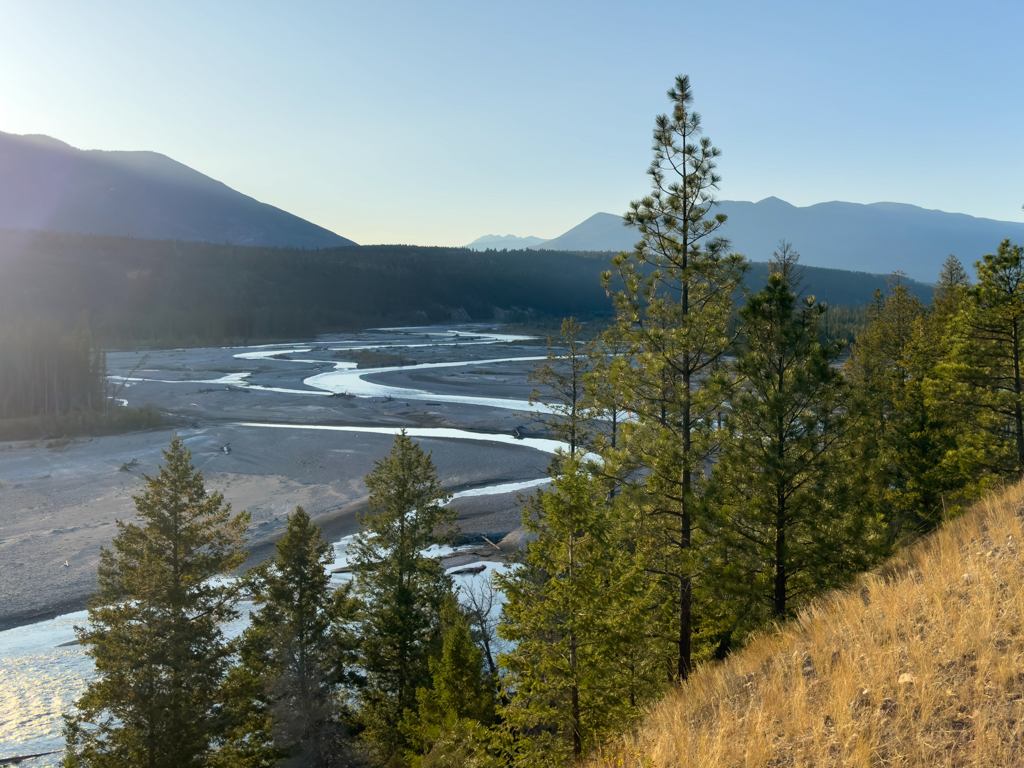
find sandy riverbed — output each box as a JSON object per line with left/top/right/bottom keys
{"left": 0, "top": 326, "right": 555, "bottom": 631}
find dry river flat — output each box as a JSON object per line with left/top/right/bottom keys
{"left": 0, "top": 326, "right": 553, "bottom": 631}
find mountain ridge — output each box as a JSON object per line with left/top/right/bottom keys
{"left": 464, "top": 233, "right": 549, "bottom": 251}
{"left": 529, "top": 199, "right": 1024, "bottom": 281}
{"left": 0, "top": 131, "right": 355, "bottom": 249}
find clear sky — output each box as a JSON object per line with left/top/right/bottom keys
{"left": 0, "top": 0, "right": 1021, "bottom": 246}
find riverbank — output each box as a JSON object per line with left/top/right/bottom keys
{"left": 0, "top": 326, "right": 552, "bottom": 632}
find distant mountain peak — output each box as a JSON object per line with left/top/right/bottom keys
{"left": 754, "top": 196, "right": 795, "bottom": 207}
{"left": 0, "top": 131, "right": 356, "bottom": 248}
{"left": 464, "top": 233, "right": 549, "bottom": 251}
{"left": 8, "top": 132, "right": 76, "bottom": 150}
{"left": 533, "top": 199, "right": 1024, "bottom": 281}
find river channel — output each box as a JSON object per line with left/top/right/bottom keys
{"left": 0, "top": 325, "right": 560, "bottom": 764}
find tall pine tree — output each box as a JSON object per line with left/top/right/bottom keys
{"left": 603, "top": 74, "right": 747, "bottom": 680}
{"left": 528, "top": 316, "right": 593, "bottom": 457}
{"left": 353, "top": 431, "right": 456, "bottom": 764}
{"left": 216, "top": 507, "right": 361, "bottom": 768}
{"left": 844, "top": 275, "right": 953, "bottom": 542}
{"left": 64, "top": 436, "right": 249, "bottom": 768}
{"left": 934, "top": 240, "right": 1024, "bottom": 478}
{"left": 712, "top": 274, "right": 871, "bottom": 629}
{"left": 497, "top": 458, "right": 655, "bottom": 765}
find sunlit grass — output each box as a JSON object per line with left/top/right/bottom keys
{"left": 593, "top": 482, "right": 1024, "bottom": 767}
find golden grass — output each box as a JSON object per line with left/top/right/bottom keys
{"left": 593, "top": 481, "right": 1024, "bottom": 767}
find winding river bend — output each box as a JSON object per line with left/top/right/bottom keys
{"left": 0, "top": 326, "right": 557, "bottom": 765}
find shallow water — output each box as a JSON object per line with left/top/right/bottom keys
{"left": 112, "top": 330, "right": 549, "bottom": 410}
{"left": 0, "top": 544, "right": 513, "bottom": 765}
{"left": 303, "top": 355, "right": 549, "bottom": 411}
{"left": 0, "top": 327, "right": 550, "bottom": 762}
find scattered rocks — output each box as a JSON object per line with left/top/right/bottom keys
{"left": 851, "top": 687, "right": 873, "bottom": 709}
{"left": 793, "top": 650, "right": 816, "bottom": 678}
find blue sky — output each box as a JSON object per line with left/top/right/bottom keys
{"left": 1, "top": 0, "right": 1021, "bottom": 246}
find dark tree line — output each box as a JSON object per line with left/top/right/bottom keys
{"left": 0, "top": 320, "right": 106, "bottom": 419}
{"left": 0, "top": 227, "right": 927, "bottom": 348}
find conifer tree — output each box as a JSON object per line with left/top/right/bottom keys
{"left": 767, "top": 240, "right": 805, "bottom": 294}
{"left": 403, "top": 597, "right": 496, "bottom": 767}
{"left": 602, "top": 74, "right": 747, "bottom": 680}
{"left": 934, "top": 239, "right": 1024, "bottom": 478}
{"left": 64, "top": 436, "right": 249, "bottom": 768}
{"left": 712, "top": 275, "right": 870, "bottom": 625}
{"left": 934, "top": 255, "right": 971, "bottom": 320}
{"left": 847, "top": 268, "right": 979, "bottom": 539}
{"left": 216, "top": 507, "right": 361, "bottom": 768}
{"left": 528, "top": 316, "right": 593, "bottom": 457}
{"left": 497, "top": 458, "right": 654, "bottom": 765}
{"left": 353, "top": 431, "right": 456, "bottom": 763}
{"left": 583, "top": 324, "right": 636, "bottom": 497}
{"left": 846, "top": 276, "right": 929, "bottom": 538}
{"left": 910, "top": 254, "right": 983, "bottom": 517}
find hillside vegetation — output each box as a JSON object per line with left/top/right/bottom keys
{"left": 0, "top": 229, "right": 926, "bottom": 347}
{"left": 594, "top": 481, "right": 1024, "bottom": 768}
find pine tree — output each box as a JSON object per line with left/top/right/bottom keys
{"left": 403, "top": 596, "right": 496, "bottom": 767}
{"left": 767, "top": 240, "right": 805, "bottom": 294}
{"left": 216, "top": 507, "right": 361, "bottom": 768}
{"left": 712, "top": 274, "right": 871, "bottom": 627}
{"left": 528, "top": 316, "right": 593, "bottom": 458}
{"left": 934, "top": 255, "right": 971, "bottom": 320}
{"left": 845, "top": 274, "right": 948, "bottom": 541}
{"left": 912, "top": 254, "right": 981, "bottom": 519}
{"left": 602, "top": 74, "right": 748, "bottom": 680}
{"left": 496, "top": 458, "right": 654, "bottom": 765}
{"left": 934, "top": 239, "right": 1024, "bottom": 478}
{"left": 583, "top": 324, "right": 635, "bottom": 497}
{"left": 64, "top": 435, "right": 249, "bottom": 768}
{"left": 353, "top": 431, "right": 456, "bottom": 763}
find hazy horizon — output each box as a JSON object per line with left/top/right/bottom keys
{"left": 1, "top": 0, "right": 1021, "bottom": 246}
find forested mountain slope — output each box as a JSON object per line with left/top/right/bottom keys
{"left": 0, "top": 229, "right": 930, "bottom": 346}
{"left": 593, "top": 480, "right": 1024, "bottom": 768}
{"left": 538, "top": 200, "right": 1024, "bottom": 281}
{"left": 0, "top": 131, "right": 354, "bottom": 248}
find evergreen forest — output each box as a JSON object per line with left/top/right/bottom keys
{"left": 60, "top": 76, "right": 1024, "bottom": 767}
{"left": 0, "top": 230, "right": 928, "bottom": 349}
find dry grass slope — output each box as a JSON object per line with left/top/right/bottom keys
{"left": 594, "top": 481, "right": 1024, "bottom": 767}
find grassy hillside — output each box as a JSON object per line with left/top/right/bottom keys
{"left": 594, "top": 481, "right": 1024, "bottom": 768}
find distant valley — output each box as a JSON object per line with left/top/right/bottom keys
{"left": 0, "top": 129, "right": 1004, "bottom": 345}
{"left": 3, "top": 130, "right": 1020, "bottom": 283}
